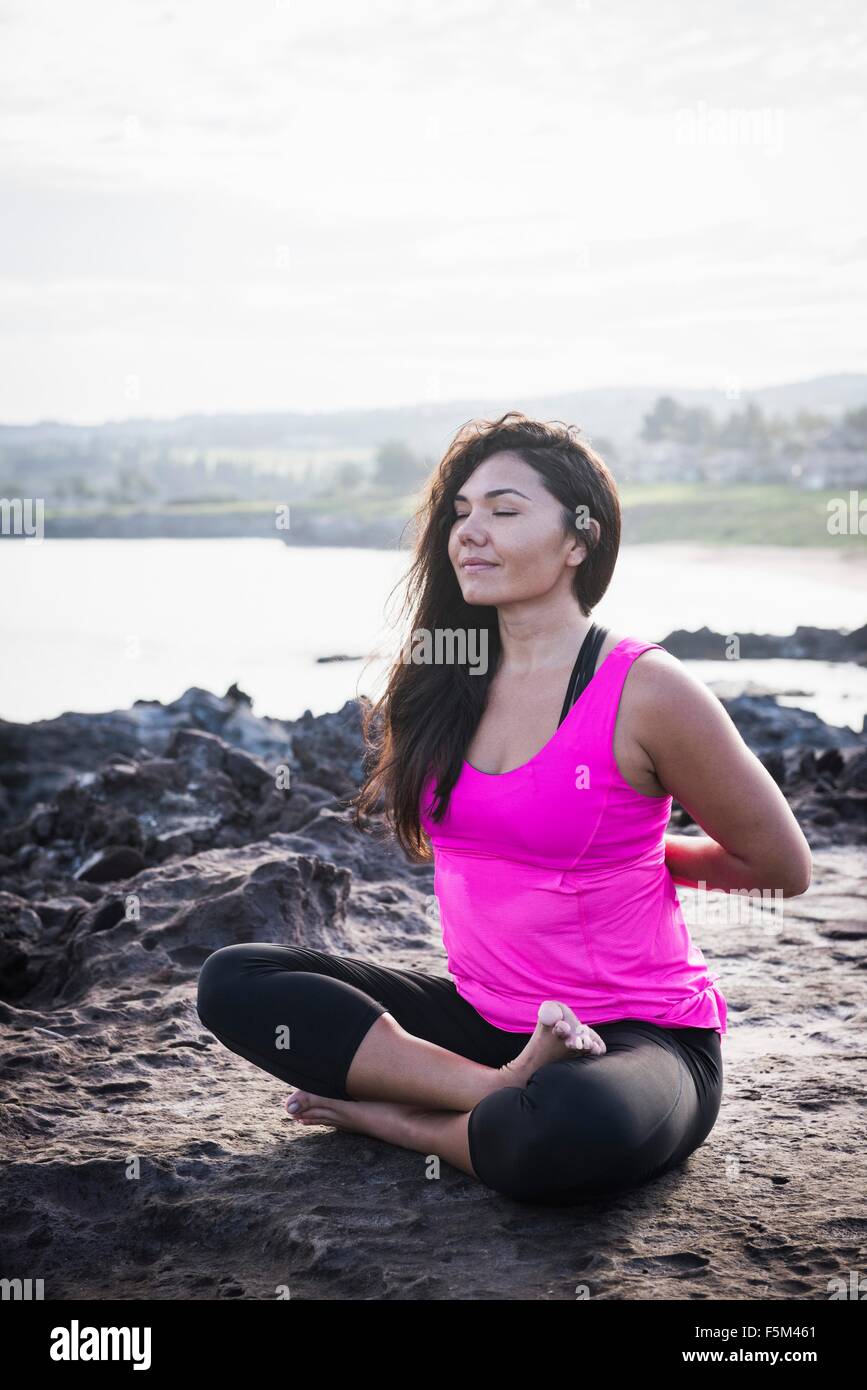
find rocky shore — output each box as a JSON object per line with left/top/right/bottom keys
{"left": 661, "top": 622, "right": 867, "bottom": 665}
{"left": 0, "top": 642, "right": 865, "bottom": 1300}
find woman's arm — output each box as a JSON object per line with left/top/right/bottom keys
{"left": 627, "top": 650, "right": 813, "bottom": 898}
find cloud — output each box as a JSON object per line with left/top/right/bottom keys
{"left": 0, "top": 0, "right": 864, "bottom": 419}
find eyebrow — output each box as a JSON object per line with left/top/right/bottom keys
{"left": 453, "top": 488, "right": 533, "bottom": 502}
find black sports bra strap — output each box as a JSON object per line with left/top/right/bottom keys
{"left": 557, "top": 623, "right": 610, "bottom": 727}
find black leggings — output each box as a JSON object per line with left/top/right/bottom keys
{"left": 196, "top": 943, "right": 724, "bottom": 1206}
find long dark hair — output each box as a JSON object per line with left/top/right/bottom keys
{"left": 350, "top": 411, "right": 621, "bottom": 862}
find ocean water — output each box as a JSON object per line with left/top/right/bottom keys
{"left": 1, "top": 538, "right": 865, "bottom": 730}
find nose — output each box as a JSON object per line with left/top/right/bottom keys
{"left": 452, "top": 508, "right": 489, "bottom": 546}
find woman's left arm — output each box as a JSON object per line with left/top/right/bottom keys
{"left": 629, "top": 650, "right": 813, "bottom": 898}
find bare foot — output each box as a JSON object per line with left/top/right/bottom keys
{"left": 498, "top": 1000, "right": 606, "bottom": 1088}
{"left": 283, "top": 1090, "right": 478, "bottom": 1176}
{"left": 284, "top": 1089, "right": 425, "bottom": 1141}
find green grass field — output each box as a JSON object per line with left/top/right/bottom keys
{"left": 617, "top": 484, "right": 866, "bottom": 545}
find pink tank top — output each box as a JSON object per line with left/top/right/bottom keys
{"left": 419, "top": 636, "right": 728, "bottom": 1036}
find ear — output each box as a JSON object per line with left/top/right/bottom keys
{"left": 566, "top": 511, "right": 599, "bottom": 566}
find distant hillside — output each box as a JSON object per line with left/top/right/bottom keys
{"left": 2, "top": 373, "right": 866, "bottom": 456}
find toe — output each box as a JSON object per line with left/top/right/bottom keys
{"left": 538, "top": 1000, "right": 565, "bottom": 1028}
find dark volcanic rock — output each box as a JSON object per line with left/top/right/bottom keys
{"left": 0, "top": 690, "right": 432, "bottom": 1009}
{"left": 0, "top": 683, "right": 299, "bottom": 829}
{"left": 38, "top": 835, "right": 354, "bottom": 1007}
{"left": 661, "top": 622, "right": 867, "bottom": 664}
{"left": 75, "top": 846, "right": 148, "bottom": 884}
{"left": 0, "top": 716, "right": 364, "bottom": 894}
{"left": 0, "top": 891, "right": 48, "bottom": 1000}
{"left": 716, "top": 693, "right": 862, "bottom": 754}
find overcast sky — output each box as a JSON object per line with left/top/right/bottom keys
{"left": 1, "top": 0, "right": 865, "bottom": 424}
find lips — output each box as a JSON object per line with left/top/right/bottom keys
{"left": 461, "top": 559, "right": 497, "bottom": 570}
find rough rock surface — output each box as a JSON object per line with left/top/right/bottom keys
{"left": 0, "top": 676, "right": 865, "bottom": 1300}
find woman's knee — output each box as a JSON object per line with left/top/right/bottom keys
{"left": 469, "top": 1061, "right": 652, "bottom": 1204}
{"left": 196, "top": 943, "right": 252, "bottom": 1027}
{"left": 195, "top": 942, "right": 308, "bottom": 1029}
{"left": 195, "top": 942, "right": 351, "bottom": 1037}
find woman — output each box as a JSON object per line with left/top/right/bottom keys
{"left": 197, "top": 412, "right": 812, "bottom": 1206}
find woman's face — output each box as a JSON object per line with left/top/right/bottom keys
{"left": 448, "top": 450, "right": 589, "bottom": 605}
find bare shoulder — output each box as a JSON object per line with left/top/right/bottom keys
{"left": 603, "top": 633, "right": 700, "bottom": 693}
{"left": 621, "top": 641, "right": 729, "bottom": 722}
{"left": 605, "top": 634, "right": 743, "bottom": 797}
{"left": 626, "top": 642, "right": 693, "bottom": 688}
{"left": 614, "top": 640, "right": 743, "bottom": 760}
